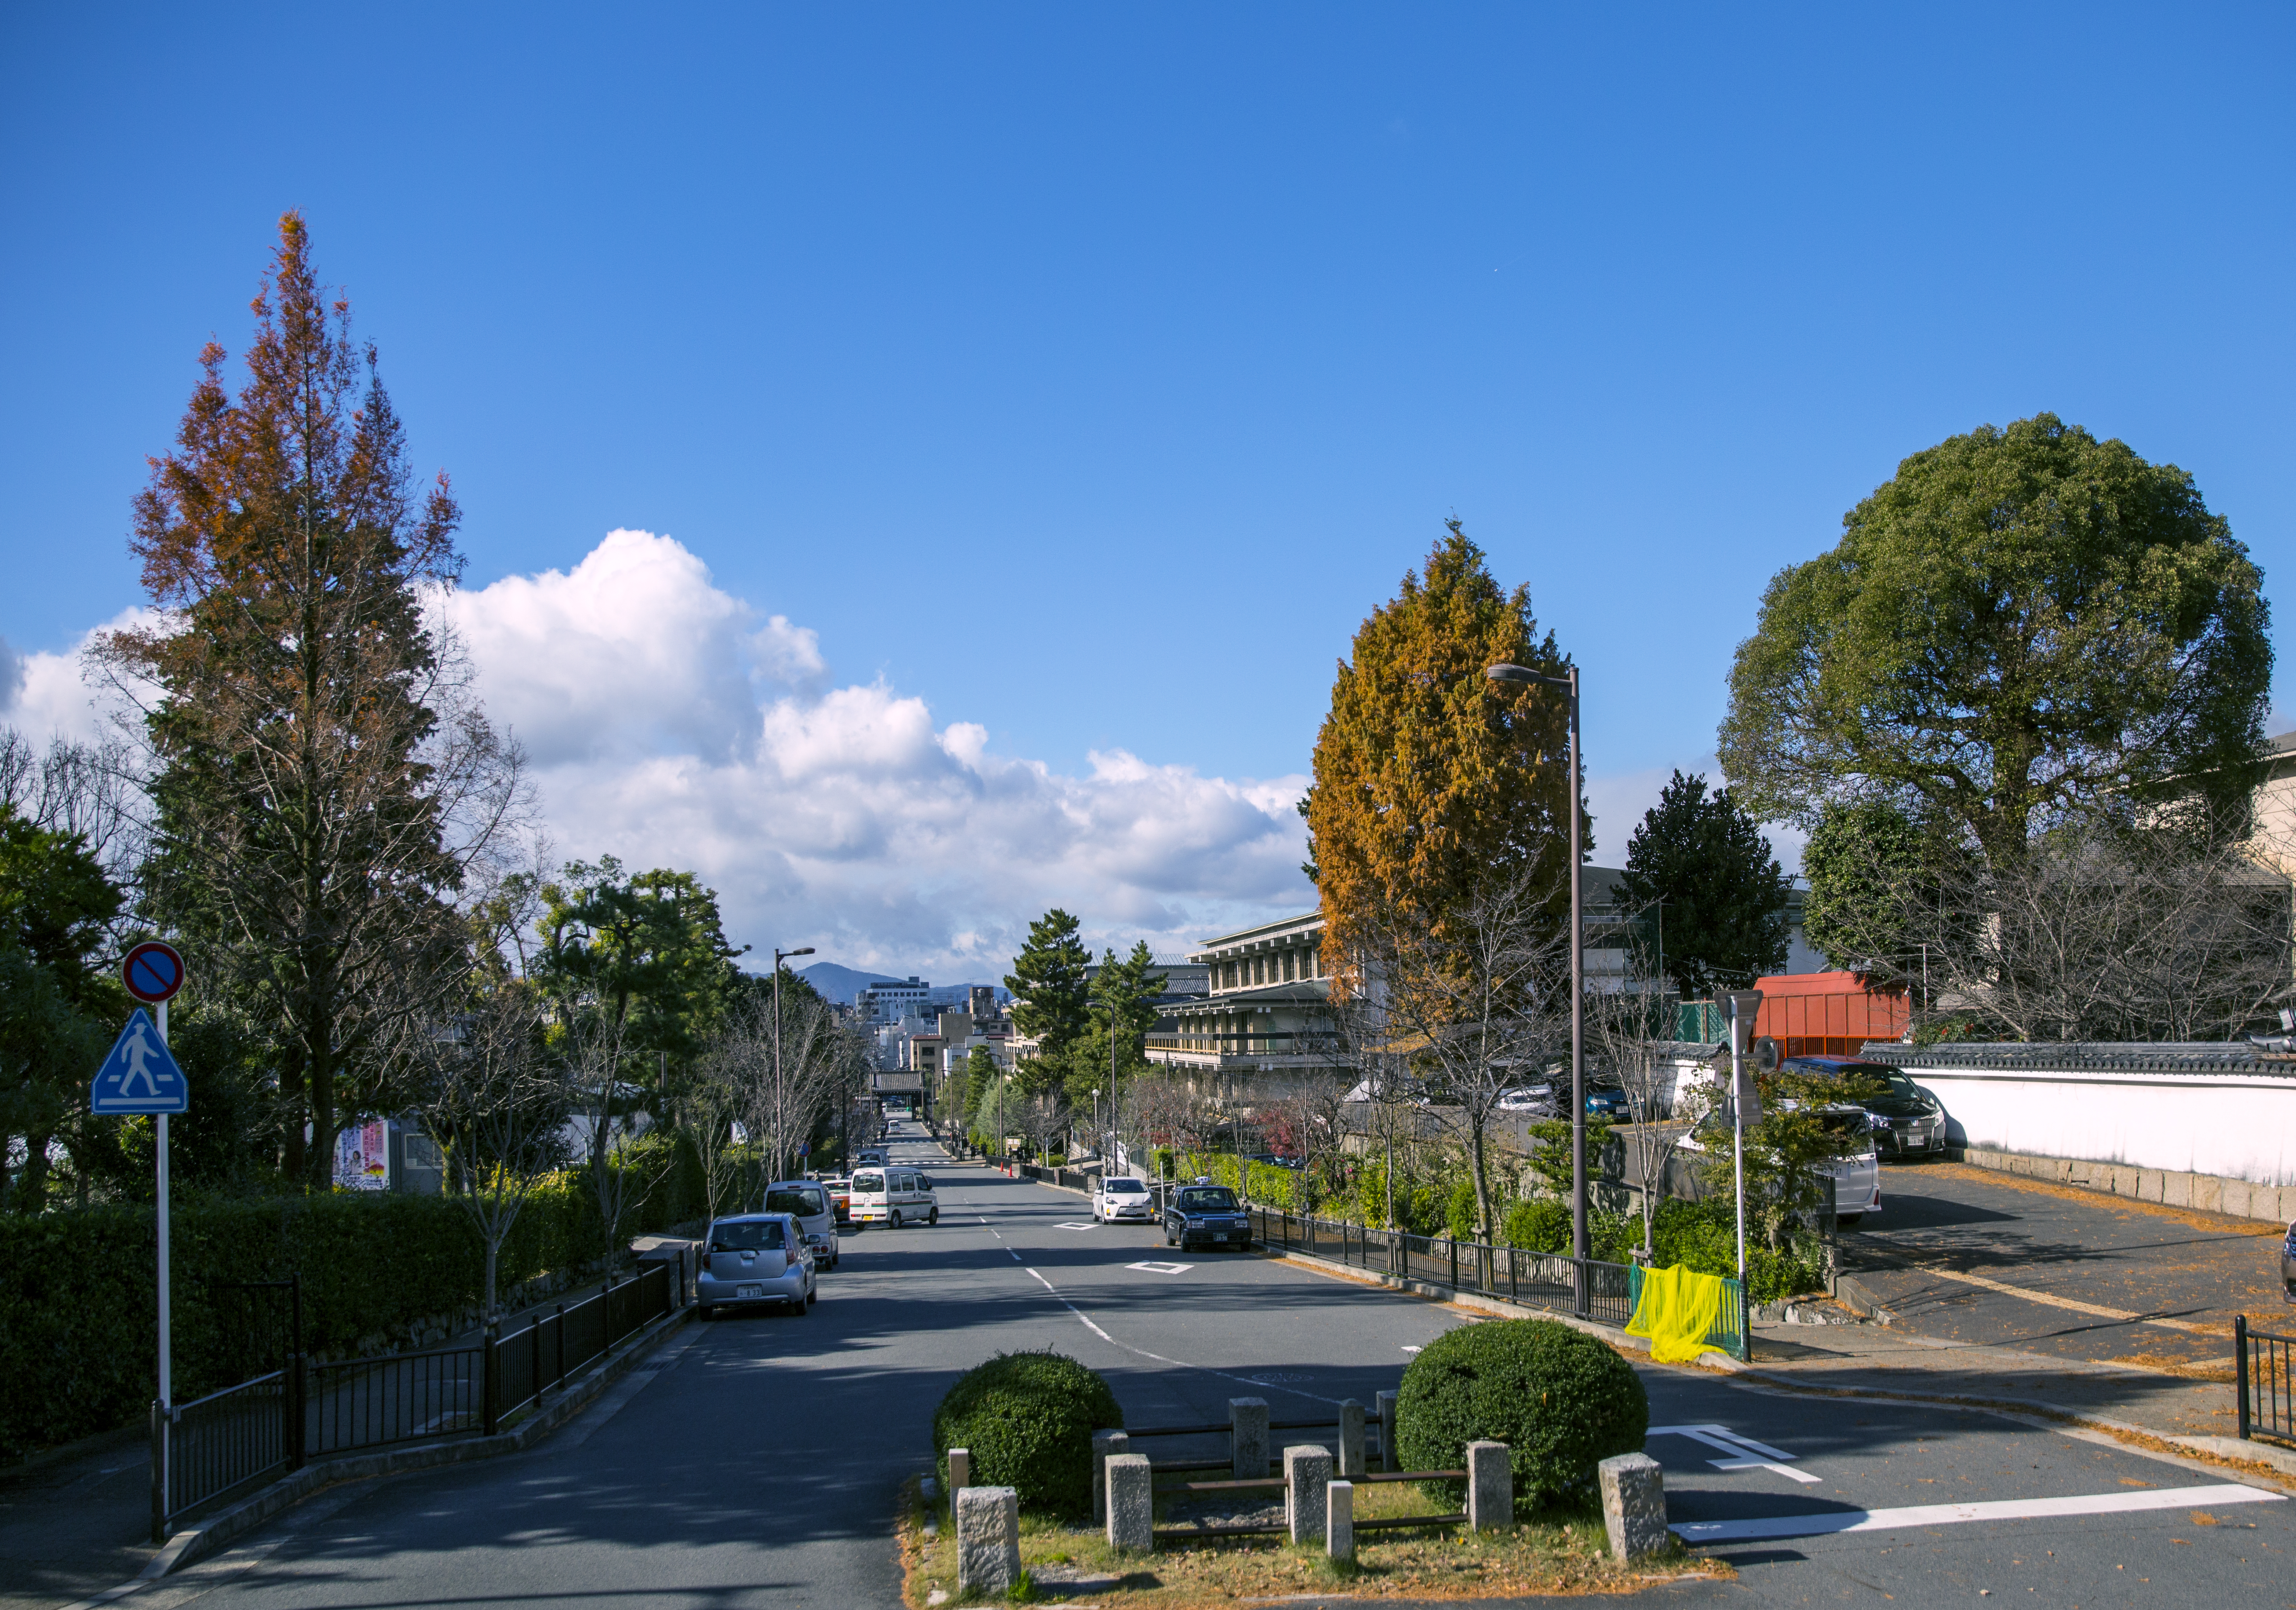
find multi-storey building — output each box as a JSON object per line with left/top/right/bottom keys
{"left": 1145, "top": 913, "right": 1340, "bottom": 1099}
{"left": 857, "top": 976, "right": 931, "bottom": 1024}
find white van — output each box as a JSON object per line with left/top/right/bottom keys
{"left": 849, "top": 1164, "right": 939, "bottom": 1227}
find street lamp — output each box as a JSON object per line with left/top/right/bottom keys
{"left": 773, "top": 946, "right": 815, "bottom": 1180}
{"left": 1485, "top": 660, "right": 1587, "bottom": 1300}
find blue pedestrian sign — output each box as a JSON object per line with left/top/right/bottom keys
{"left": 91, "top": 1009, "right": 189, "bottom": 1114}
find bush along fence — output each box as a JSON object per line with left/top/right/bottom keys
{"left": 161, "top": 1256, "right": 686, "bottom": 1536}
{"left": 2, "top": 1138, "right": 712, "bottom": 1462}
{"left": 1245, "top": 1204, "right": 1749, "bottom": 1362}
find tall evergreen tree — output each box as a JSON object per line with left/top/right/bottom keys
{"left": 1303, "top": 521, "right": 1586, "bottom": 997}
{"left": 1616, "top": 770, "right": 1791, "bottom": 997}
{"left": 1005, "top": 908, "right": 1091, "bottom": 1067}
{"left": 99, "top": 215, "right": 525, "bottom": 1187}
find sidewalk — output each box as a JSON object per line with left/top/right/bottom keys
{"left": 0, "top": 1247, "right": 696, "bottom": 1610}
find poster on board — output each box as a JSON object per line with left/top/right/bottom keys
{"left": 334, "top": 1119, "right": 390, "bottom": 1190}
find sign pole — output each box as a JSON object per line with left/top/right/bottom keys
{"left": 156, "top": 997, "right": 171, "bottom": 1508}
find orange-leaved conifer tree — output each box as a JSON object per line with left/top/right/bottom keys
{"left": 98, "top": 213, "right": 525, "bottom": 1190}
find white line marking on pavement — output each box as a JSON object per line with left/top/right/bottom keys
{"left": 1128, "top": 1260, "right": 1192, "bottom": 1274}
{"left": 1024, "top": 1268, "right": 1116, "bottom": 1342}
{"left": 1708, "top": 1457, "right": 1825, "bottom": 1484}
{"left": 1056, "top": 1222, "right": 1098, "bottom": 1230}
{"left": 1649, "top": 1424, "right": 1798, "bottom": 1462}
{"left": 1008, "top": 1249, "right": 1022, "bottom": 1261}
{"left": 1400, "top": 1345, "right": 1422, "bottom": 1353}
{"left": 1848, "top": 1246, "right": 2218, "bottom": 1335}
{"left": 1672, "top": 1480, "right": 2285, "bottom": 1543}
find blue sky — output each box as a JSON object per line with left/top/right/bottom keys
{"left": 3, "top": 5, "right": 2289, "bottom": 975}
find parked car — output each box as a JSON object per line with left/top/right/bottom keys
{"left": 856, "top": 1147, "right": 887, "bottom": 1168}
{"left": 1584, "top": 1087, "right": 1631, "bottom": 1121}
{"left": 696, "top": 1212, "right": 816, "bottom": 1318}
{"left": 1163, "top": 1181, "right": 1253, "bottom": 1251}
{"left": 818, "top": 1174, "right": 853, "bottom": 1226}
{"left": 1093, "top": 1175, "right": 1156, "bottom": 1223}
{"left": 2284, "top": 1219, "right": 2295, "bottom": 1303}
{"left": 1676, "top": 1106, "right": 1883, "bottom": 1227}
{"left": 1779, "top": 1055, "right": 1950, "bottom": 1160}
{"left": 1497, "top": 1084, "right": 1558, "bottom": 1113}
{"left": 764, "top": 1179, "right": 841, "bottom": 1270}
{"left": 849, "top": 1164, "right": 940, "bottom": 1227}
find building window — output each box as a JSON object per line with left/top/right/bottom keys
{"left": 1283, "top": 950, "right": 1295, "bottom": 982}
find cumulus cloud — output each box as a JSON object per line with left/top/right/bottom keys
{"left": 0, "top": 610, "right": 158, "bottom": 745}
{"left": 430, "top": 531, "right": 1315, "bottom": 976}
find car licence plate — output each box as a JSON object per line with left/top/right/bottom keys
{"left": 1214, "top": 1233, "right": 1228, "bottom": 1242}
{"left": 737, "top": 1284, "right": 762, "bottom": 1299}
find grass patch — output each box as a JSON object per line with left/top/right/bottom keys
{"left": 896, "top": 1473, "right": 1728, "bottom": 1605}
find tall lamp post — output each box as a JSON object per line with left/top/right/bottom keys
{"left": 1485, "top": 661, "right": 1587, "bottom": 1299}
{"left": 773, "top": 945, "right": 815, "bottom": 1180}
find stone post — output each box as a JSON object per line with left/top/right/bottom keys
{"left": 1090, "top": 1429, "right": 1131, "bottom": 1525}
{"left": 1104, "top": 1453, "right": 1154, "bottom": 1554}
{"left": 1326, "top": 1479, "right": 1355, "bottom": 1562}
{"left": 1598, "top": 1452, "right": 1669, "bottom": 1560}
{"left": 1374, "top": 1390, "right": 1399, "bottom": 1471}
{"left": 955, "top": 1485, "right": 1019, "bottom": 1595}
{"left": 1465, "top": 1440, "right": 1511, "bottom": 1532}
{"left": 946, "top": 1447, "right": 971, "bottom": 1497}
{"left": 1229, "top": 1397, "right": 1270, "bottom": 1479}
{"left": 1284, "top": 1445, "right": 1332, "bottom": 1545}
{"left": 1336, "top": 1398, "right": 1366, "bottom": 1478}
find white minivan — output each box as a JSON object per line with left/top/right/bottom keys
{"left": 849, "top": 1164, "right": 939, "bottom": 1227}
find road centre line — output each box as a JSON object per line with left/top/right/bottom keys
{"left": 1849, "top": 1245, "right": 2216, "bottom": 1335}
{"left": 1672, "top": 1480, "right": 2284, "bottom": 1544}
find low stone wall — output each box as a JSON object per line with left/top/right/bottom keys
{"left": 1950, "top": 1144, "right": 2296, "bottom": 1225}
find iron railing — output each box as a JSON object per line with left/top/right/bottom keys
{"left": 2237, "top": 1314, "right": 2295, "bottom": 1442}
{"left": 168, "top": 1368, "right": 299, "bottom": 1518}
{"left": 307, "top": 1343, "right": 486, "bottom": 1453}
{"left": 1247, "top": 1205, "right": 1644, "bottom": 1331}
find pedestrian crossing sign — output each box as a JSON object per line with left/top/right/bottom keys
{"left": 91, "top": 1008, "right": 189, "bottom": 1114}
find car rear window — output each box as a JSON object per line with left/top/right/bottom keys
{"left": 1179, "top": 1187, "right": 1239, "bottom": 1211}
{"left": 710, "top": 1220, "right": 787, "bottom": 1251}
{"left": 767, "top": 1188, "right": 827, "bottom": 1217}
{"left": 853, "top": 1170, "right": 884, "bottom": 1192}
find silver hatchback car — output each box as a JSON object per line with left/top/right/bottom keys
{"left": 696, "top": 1212, "right": 816, "bottom": 1318}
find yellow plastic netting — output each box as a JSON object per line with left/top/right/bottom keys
{"left": 1625, "top": 1263, "right": 1727, "bottom": 1363}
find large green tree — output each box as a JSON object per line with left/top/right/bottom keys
{"left": 537, "top": 855, "right": 747, "bottom": 1077}
{"left": 1615, "top": 770, "right": 1790, "bottom": 997}
{"left": 1798, "top": 797, "right": 1952, "bottom": 979}
{"left": 101, "top": 215, "right": 522, "bottom": 1188}
{"left": 1303, "top": 522, "right": 1586, "bottom": 996}
{"left": 1720, "top": 414, "right": 2272, "bottom": 868}
{"left": 1005, "top": 908, "right": 1091, "bottom": 1078}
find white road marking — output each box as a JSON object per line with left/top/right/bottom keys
{"left": 1649, "top": 1423, "right": 1820, "bottom": 1483}
{"left": 1008, "top": 1249, "right": 1022, "bottom": 1261}
{"left": 1673, "top": 1481, "right": 2285, "bottom": 1544}
{"left": 1400, "top": 1345, "right": 1422, "bottom": 1354}
{"left": 1128, "top": 1260, "right": 1193, "bottom": 1274}
{"left": 1055, "top": 1222, "right": 1098, "bottom": 1230}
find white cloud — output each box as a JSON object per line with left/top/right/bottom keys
{"left": 0, "top": 609, "right": 160, "bottom": 746}
{"left": 431, "top": 531, "right": 1315, "bottom": 976}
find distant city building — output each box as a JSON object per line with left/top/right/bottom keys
{"left": 857, "top": 976, "right": 929, "bottom": 1024}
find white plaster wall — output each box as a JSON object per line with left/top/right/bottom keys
{"left": 1910, "top": 1065, "right": 2296, "bottom": 1187}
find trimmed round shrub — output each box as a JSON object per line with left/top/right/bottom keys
{"left": 931, "top": 1350, "right": 1122, "bottom": 1519}
{"left": 1396, "top": 1318, "right": 1648, "bottom": 1510}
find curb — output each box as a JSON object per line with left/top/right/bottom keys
{"left": 1834, "top": 1274, "right": 1900, "bottom": 1326}
{"left": 153, "top": 1304, "right": 696, "bottom": 1578}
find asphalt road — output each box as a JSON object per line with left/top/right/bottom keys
{"left": 1843, "top": 1160, "right": 2286, "bottom": 1370}
{"left": 81, "top": 1124, "right": 2296, "bottom": 1610}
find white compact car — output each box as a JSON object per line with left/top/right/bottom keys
{"left": 1093, "top": 1175, "right": 1155, "bottom": 1223}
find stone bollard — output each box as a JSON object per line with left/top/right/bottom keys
{"left": 1374, "top": 1390, "right": 1399, "bottom": 1471}
{"left": 1285, "top": 1444, "right": 1332, "bottom": 1545}
{"left": 1465, "top": 1441, "right": 1511, "bottom": 1532}
{"left": 1336, "top": 1398, "right": 1366, "bottom": 1479}
{"left": 1326, "top": 1478, "right": 1355, "bottom": 1562}
{"left": 1230, "top": 1397, "right": 1270, "bottom": 1479}
{"left": 1598, "top": 1452, "right": 1669, "bottom": 1560}
{"left": 947, "top": 1447, "right": 972, "bottom": 1496}
{"left": 955, "top": 1484, "right": 1020, "bottom": 1595}
{"left": 1091, "top": 1429, "right": 1131, "bottom": 1525}
{"left": 1104, "top": 1453, "right": 1154, "bottom": 1554}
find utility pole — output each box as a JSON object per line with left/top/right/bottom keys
{"left": 772, "top": 946, "right": 815, "bottom": 1180}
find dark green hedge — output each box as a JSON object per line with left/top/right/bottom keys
{"left": 1395, "top": 1317, "right": 1648, "bottom": 1510}
{"left": 0, "top": 1136, "right": 708, "bottom": 1460}
{"left": 931, "top": 1350, "right": 1122, "bottom": 1519}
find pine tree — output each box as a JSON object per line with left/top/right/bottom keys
{"left": 1616, "top": 770, "right": 1791, "bottom": 997}
{"left": 99, "top": 214, "right": 523, "bottom": 1188}
{"left": 1303, "top": 521, "right": 1585, "bottom": 993}
{"left": 1005, "top": 908, "right": 1092, "bottom": 1062}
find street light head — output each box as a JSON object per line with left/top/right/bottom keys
{"left": 1485, "top": 663, "right": 1572, "bottom": 689}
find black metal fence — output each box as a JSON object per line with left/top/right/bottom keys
{"left": 163, "top": 1258, "right": 682, "bottom": 1529}
{"left": 1247, "top": 1205, "right": 1637, "bottom": 1329}
{"left": 2237, "top": 1314, "right": 2295, "bottom": 1442}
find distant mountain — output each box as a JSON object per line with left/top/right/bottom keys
{"left": 792, "top": 962, "right": 904, "bottom": 1004}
